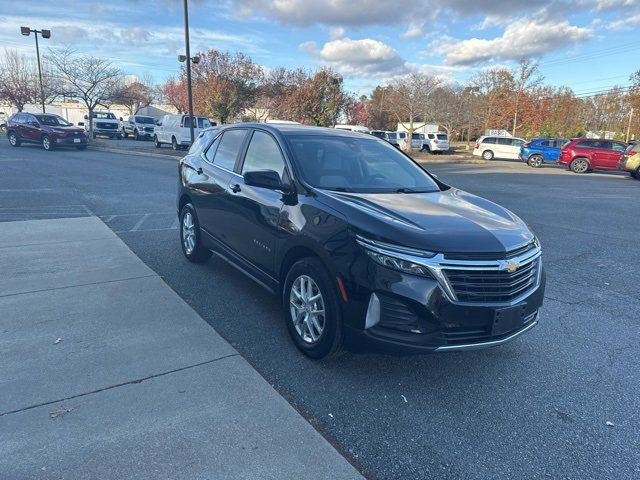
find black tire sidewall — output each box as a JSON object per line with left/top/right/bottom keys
{"left": 282, "top": 258, "right": 342, "bottom": 359}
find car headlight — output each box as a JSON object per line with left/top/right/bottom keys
{"left": 356, "top": 235, "right": 435, "bottom": 277}
{"left": 365, "top": 250, "right": 432, "bottom": 277}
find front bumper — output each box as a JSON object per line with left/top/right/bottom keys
{"left": 54, "top": 136, "right": 88, "bottom": 145}
{"left": 93, "top": 129, "right": 120, "bottom": 136}
{"left": 341, "top": 251, "right": 545, "bottom": 355}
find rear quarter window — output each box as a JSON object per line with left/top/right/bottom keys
{"left": 482, "top": 137, "right": 496, "bottom": 144}
{"left": 575, "top": 140, "right": 594, "bottom": 148}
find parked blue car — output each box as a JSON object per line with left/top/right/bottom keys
{"left": 519, "top": 138, "right": 566, "bottom": 167}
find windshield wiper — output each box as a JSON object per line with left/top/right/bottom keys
{"left": 394, "top": 188, "right": 432, "bottom": 193}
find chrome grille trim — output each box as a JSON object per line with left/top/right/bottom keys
{"left": 356, "top": 235, "right": 542, "bottom": 306}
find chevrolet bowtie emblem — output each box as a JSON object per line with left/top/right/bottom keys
{"left": 501, "top": 260, "right": 521, "bottom": 273}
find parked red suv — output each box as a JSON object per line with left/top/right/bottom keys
{"left": 559, "top": 138, "right": 627, "bottom": 173}
{"left": 6, "top": 112, "right": 88, "bottom": 151}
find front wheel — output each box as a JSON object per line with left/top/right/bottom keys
{"left": 8, "top": 131, "right": 20, "bottom": 147}
{"left": 154, "top": 135, "right": 161, "bottom": 148}
{"left": 631, "top": 167, "right": 639, "bottom": 179}
{"left": 171, "top": 137, "right": 179, "bottom": 151}
{"left": 482, "top": 149, "right": 494, "bottom": 160}
{"left": 527, "top": 155, "right": 543, "bottom": 168}
{"left": 42, "top": 135, "right": 53, "bottom": 151}
{"left": 570, "top": 158, "right": 589, "bottom": 173}
{"left": 283, "top": 258, "right": 344, "bottom": 359}
{"left": 179, "top": 204, "right": 212, "bottom": 263}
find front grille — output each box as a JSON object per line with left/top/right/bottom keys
{"left": 144, "top": 127, "right": 154, "bottom": 132}
{"left": 96, "top": 122, "right": 117, "bottom": 129}
{"left": 444, "top": 241, "right": 536, "bottom": 261}
{"left": 444, "top": 258, "right": 539, "bottom": 303}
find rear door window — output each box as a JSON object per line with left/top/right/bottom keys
{"left": 611, "top": 142, "right": 626, "bottom": 152}
{"left": 496, "top": 138, "right": 512, "bottom": 145}
{"left": 575, "top": 140, "right": 594, "bottom": 148}
{"left": 540, "top": 140, "right": 551, "bottom": 147}
{"left": 212, "top": 129, "right": 247, "bottom": 171}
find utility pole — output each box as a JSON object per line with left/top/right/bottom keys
{"left": 20, "top": 26, "right": 51, "bottom": 113}
{"left": 626, "top": 107, "right": 634, "bottom": 143}
{"left": 183, "top": 0, "right": 195, "bottom": 145}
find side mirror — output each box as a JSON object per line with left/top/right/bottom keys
{"left": 243, "top": 170, "right": 289, "bottom": 192}
{"left": 78, "top": 122, "right": 85, "bottom": 127}
{"left": 119, "top": 117, "right": 123, "bottom": 121}
{"left": 84, "top": 115, "right": 88, "bottom": 120}
{"left": 30, "top": 121, "right": 39, "bottom": 127}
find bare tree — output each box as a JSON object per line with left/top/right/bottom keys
{"left": 511, "top": 58, "right": 543, "bottom": 136}
{"left": 109, "top": 77, "right": 155, "bottom": 115}
{"left": 46, "top": 48, "right": 122, "bottom": 137}
{"left": 386, "top": 73, "right": 443, "bottom": 151}
{"left": 0, "top": 49, "right": 40, "bottom": 112}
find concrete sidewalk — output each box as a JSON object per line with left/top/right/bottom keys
{"left": 0, "top": 217, "right": 362, "bottom": 480}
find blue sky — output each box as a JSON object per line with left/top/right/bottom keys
{"left": 1, "top": 0, "right": 638, "bottom": 95}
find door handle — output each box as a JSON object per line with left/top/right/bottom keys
{"left": 229, "top": 182, "right": 241, "bottom": 193}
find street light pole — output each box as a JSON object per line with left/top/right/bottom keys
{"left": 182, "top": 0, "right": 195, "bottom": 145}
{"left": 21, "top": 27, "right": 50, "bottom": 113}
{"left": 626, "top": 107, "right": 634, "bottom": 143}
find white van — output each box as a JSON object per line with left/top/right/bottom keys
{"left": 473, "top": 136, "right": 525, "bottom": 160}
{"left": 154, "top": 115, "right": 212, "bottom": 150}
{"left": 422, "top": 132, "right": 450, "bottom": 153}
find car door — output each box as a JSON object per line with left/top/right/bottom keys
{"left": 224, "top": 129, "right": 290, "bottom": 278}
{"left": 509, "top": 139, "right": 524, "bottom": 159}
{"left": 195, "top": 129, "right": 249, "bottom": 247}
{"left": 589, "top": 140, "right": 609, "bottom": 168}
{"left": 495, "top": 137, "right": 511, "bottom": 158}
{"left": 548, "top": 140, "right": 562, "bottom": 161}
{"left": 21, "top": 114, "right": 41, "bottom": 143}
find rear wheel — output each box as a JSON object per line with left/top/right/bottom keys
{"left": 570, "top": 157, "right": 589, "bottom": 173}
{"left": 283, "top": 258, "right": 344, "bottom": 359}
{"left": 8, "top": 131, "right": 20, "bottom": 147}
{"left": 179, "top": 204, "right": 212, "bottom": 263}
{"left": 41, "top": 135, "right": 53, "bottom": 151}
{"left": 527, "top": 155, "right": 543, "bottom": 168}
{"left": 482, "top": 149, "right": 494, "bottom": 160}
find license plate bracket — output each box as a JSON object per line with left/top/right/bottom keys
{"left": 492, "top": 304, "right": 527, "bottom": 336}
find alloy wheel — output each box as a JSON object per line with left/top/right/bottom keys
{"left": 181, "top": 211, "right": 196, "bottom": 255}
{"left": 572, "top": 158, "right": 588, "bottom": 173}
{"left": 42, "top": 136, "right": 51, "bottom": 150}
{"left": 289, "top": 275, "right": 326, "bottom": 344}
{"left": 9, "top": 133, "right": 16, "bottom": 146}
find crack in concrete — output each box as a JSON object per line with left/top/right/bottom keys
{"left": 0, "top": 353, "right": 239, "bottom": 418}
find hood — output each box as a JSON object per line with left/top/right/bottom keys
{"left": 316, "top": 188, "right": 533, "bottom": 254}
{"left": 49, "top": 126, "right": 85, "bottom": 134}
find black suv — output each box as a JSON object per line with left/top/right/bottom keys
{"left": 177, "top": 124, "right": 545, "bottom": 358}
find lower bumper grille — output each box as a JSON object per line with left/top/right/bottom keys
{"left": 441, "top": 312, "right": 538, "bottom": 346}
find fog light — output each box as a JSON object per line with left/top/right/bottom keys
{"left": 365, "top": 293, "right": 380, "bottom": 329}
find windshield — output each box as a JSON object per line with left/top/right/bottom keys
{"left": 93, "top": 112, "right": 116, "bottom": 120}
{"left": 136, "top": 116, "right": 155, "bottom": 124}
{"left": 35, "top": 115, "right": 71, "bottom": 127}
{"left": 286, "top": 135, "right": 441, "bottom": 194}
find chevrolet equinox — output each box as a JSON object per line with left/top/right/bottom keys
{"left": 177, "top": 124, "right": 545, "bottom": 358}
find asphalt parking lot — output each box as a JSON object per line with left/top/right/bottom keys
{"left": 1, "top": 139, "right": 638, "bottom": 479}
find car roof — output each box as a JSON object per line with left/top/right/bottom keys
{"left": 211, "top": 122, "right": 373, "bottom": 139}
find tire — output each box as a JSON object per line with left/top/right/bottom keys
{"left": 632, "top": 167, "right": 639, "bottom": 179}
{"left": 283, "top": 258, "right": 344, "bottom": 359}
{"left": 482, "top": 149, "right": 494, "bottom": 160}
{"left": 8, "top": 131, "right": 20, "bottom": 147}
{"left": 154, "top": 135, "right": 161, "bottom": 148}
{"left": 116, "top": 134, "right": 122, "bottom": 140}
{"left": 92, "top": 133, "right": 97, "bottom": 139}
{"left": 527, "top": 155, "right": 543, "bottom": 168}
{"left": 134, "top": 129, "right": 139, "bottom": 141}
{"left": 171, "top": 137, "right": 179, "bottom": 151}
{"left": 122, "top": 128, "right": 128, "bottom": 139}
{"left": 570, "top": 157, "right": 589, "bottom": 174}
{"left": 41, "top": 135, "right": 53, "bottom": 151}
{"left": 76, "top": 145, "right": 87, "bottom": 150}
{"left": 179, "top": 204, "right": 212, "bottom": 263}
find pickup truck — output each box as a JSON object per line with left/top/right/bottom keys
{"left": 122, "top": 115, "right": 156, "bottom": 140}
{"left": 79, "top": 111, "right": 122, "bottom": 139}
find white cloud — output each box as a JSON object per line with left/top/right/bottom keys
{"left": 315, "top": 37, "right": 407, "bottom": 76}
{"left": 441, "top": 20, "right": 593, "bottom": 65}
{"left": 607, "top": 12, "right": 640, "bottom": 29}
{"left": 328, "top": 26, "right": 346, "bottom": 40}
{"left": 402, "top": 24, "right": 425, "bottom": 40}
